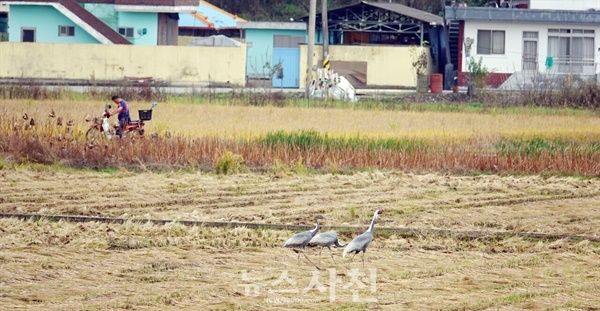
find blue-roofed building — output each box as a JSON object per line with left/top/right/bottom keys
{"left": 179, "top": 0, "right": 245, "bottom": 38}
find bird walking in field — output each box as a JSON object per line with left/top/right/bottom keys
{"left": 343, "top": 209, "right": 383, "bottom": 268}
{"left": 283, "top": 215, "right": 324, "bottom": 270}
{"left": 308, "top": 232, "right": 346, "bottom": 264}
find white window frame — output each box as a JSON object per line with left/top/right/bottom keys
{"left": 118, "top": 27, "right": 134, "bottom": 38}
{"left": 476, "top": 30, "right": 505, "bottom": 55}
{"left": 58, "top": 25, "right": 75, "bottom": 37}
{"left": 547, "top": 28, "right": 595, "bottom": 74}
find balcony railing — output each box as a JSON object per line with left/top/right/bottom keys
{"left": 552, "top": 57, "right": 595, "bottom": 75}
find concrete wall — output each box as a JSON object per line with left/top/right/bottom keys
{"left": 0, "top": 42, "right": 246, "bottom": 85}
{"left": 299, "top": 45, "right": 431, "bottom": 89}
{"left": 9, "top": 5, "right": 99, "bottom": 43}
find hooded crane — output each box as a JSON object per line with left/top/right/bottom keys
{"left": 308, "top": 232, "right": 346, "bottom": 264}
{"left": 282, "top": 215, "right": 324, "bottom": 270}
{"left": 343, "top": 209, "right": 383, "bottom": 267}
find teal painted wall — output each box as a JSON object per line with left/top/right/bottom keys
{"left": 82, "top": 3, "right": 118, "bottom": 29}
{"left": 82, "top": 4, "right": 158, "bottom": 45}
{"left": 8, "top": 5, "right": 98, "bottom": 43}
{"left": 245, "top": 28, "right": 306, "bottom": 77}
{"left": 8, "top": 4, "right": 158, "bottom": 45}
{"left": 116, "top": 12, "right": 157, "bottom": 46}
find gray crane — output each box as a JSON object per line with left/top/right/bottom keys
{"left": 282, "top": 215, "right": 324, "bottom": 270}
{"left": 343, "top": 209, "right": 383, "bottom": 267}
{"left": 308, "top": 232, "right": 346, "bottom": 264}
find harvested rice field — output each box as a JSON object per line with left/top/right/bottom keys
{"left": 1, "top": 169, "right": 599, "bottom": 310}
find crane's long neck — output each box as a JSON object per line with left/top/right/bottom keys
{"left": 367, "top": 213, "right": 378, "bottom": 233}
{"left": 311, "top": 218, "right": 320, "bottom": 236}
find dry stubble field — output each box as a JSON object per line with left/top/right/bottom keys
{"left": 1, "top": 99, "right": 599, "bottom": 310}
{"left": 1, "top": 168, "right": 599, "bottom": 310}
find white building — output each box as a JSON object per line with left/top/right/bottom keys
{"left": 446, "top": 1, "right": 600, "bottom": 89}
{"left": 530, "top": 0, "right": 600, "bottom": 10}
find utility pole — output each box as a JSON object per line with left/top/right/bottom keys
{"left": 306, "top": 0, "right": 316, "bottom": 98}
{"left": 322, "top": 0, "right": 329, "bottom": 65}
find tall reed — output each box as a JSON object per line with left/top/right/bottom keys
{"left": 1, "top": 120, "right": 598, "bottom": 176}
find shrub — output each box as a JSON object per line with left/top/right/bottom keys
{"left": 214, "top": 151, "right": 247, "bottom": 175}
{"left": 467, "top": 56, "right": 490, "bottom": 88}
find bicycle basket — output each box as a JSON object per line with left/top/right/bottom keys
{"left": 138, "top": 109, "right": 152, "bottom": 121}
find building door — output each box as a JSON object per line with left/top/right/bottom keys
{"left": 522, "top": 31, "right": 538, "bottom": 71}
{"left": 272, "top": 48, "right": 300, "bottom": 88}
{"left": 21, "top": 28, "right": 35, "bottom": 42}
{"left": 272, "top": 35, "right": 304, "bottom": 88}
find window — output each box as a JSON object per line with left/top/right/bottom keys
{"left": 477, "top": 30, "right": 505, "bottom": 55}
{"left": 548, "top": 28, "right": 595, "bottom": 74}
{"left": 21, "top": 28, "right": 35, "bottom": 42}
{"left": 58, "top": 25, "right": 75, "bottom": 37}
{"left": 118, "top": 27, "right": 134, "bottom": 38}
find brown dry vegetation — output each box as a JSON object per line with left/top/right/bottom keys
{"left": 0, "top": 99, "right": 599, "bottom": 175}
{"left": 0, "top": 98, "right": 599, "bottom": 310}
{"left": 1, "top": 169, "right": 599, "bottom": 310}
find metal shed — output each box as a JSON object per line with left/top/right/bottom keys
{"left": 187, "top": 34, "right": 241, "bottom": 47}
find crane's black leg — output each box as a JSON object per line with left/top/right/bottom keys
{"left": 302, "top": 248, "right": 321, "bottom": 270}
{"left": 361, "top": 251, "right": 366, "bottom": 268}
{"left": 318, "top": 247, "right": 323, "bottom": 265}
{"left": 292, "top": 249, "right": 301, "bottom": 264}
{"left": 328, "top": 246, "right": 337, "bottom": 264}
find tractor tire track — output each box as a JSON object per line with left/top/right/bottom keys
{"left": 1, "top": 212, "right": 598, "bottom": 242}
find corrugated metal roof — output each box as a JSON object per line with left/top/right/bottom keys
{"left": 237, "top": 21, "right": 306, "bottom": 30}
{"left": 187, "top": 34, "right": 241, "bottom": 46}
{"left": 445, "top": 6, "right": 600, "bottom": 24}
{"left": 365, "top": 1, "right": 443, "bottom": 24}
{"left": 179, "top": 0, "right": 245, "bottom": 29}
{"left": 299, "top": 1, "right": 443, "bottom": 25}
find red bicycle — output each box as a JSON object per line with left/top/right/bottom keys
{"left": 86, "top": 102, "right": 157, "bottom": 143}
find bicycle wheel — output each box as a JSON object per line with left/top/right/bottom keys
{"left": 85, "top": 127, "right": 104, "bottom": 145}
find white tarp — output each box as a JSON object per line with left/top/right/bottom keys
{"left": 310, "top": 68, "right": 357, "bottom": 102}
{"left": 330, "top": 76, "right": 356, "bottom": 102}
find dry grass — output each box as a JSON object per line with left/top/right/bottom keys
{"left": 1, "top": 99, "right": 599, "bottom": 175}
{"left": 0, "top": 98, "right": 599, "bottom": 309}
{"left": 2, "top": 99, "right": 598, "bottom": 139}
{"left": 1, "top": 169, "right": 599, "bottom": 235}
{"left": 0, "top": 168, "right": 599, "bottom": 310}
